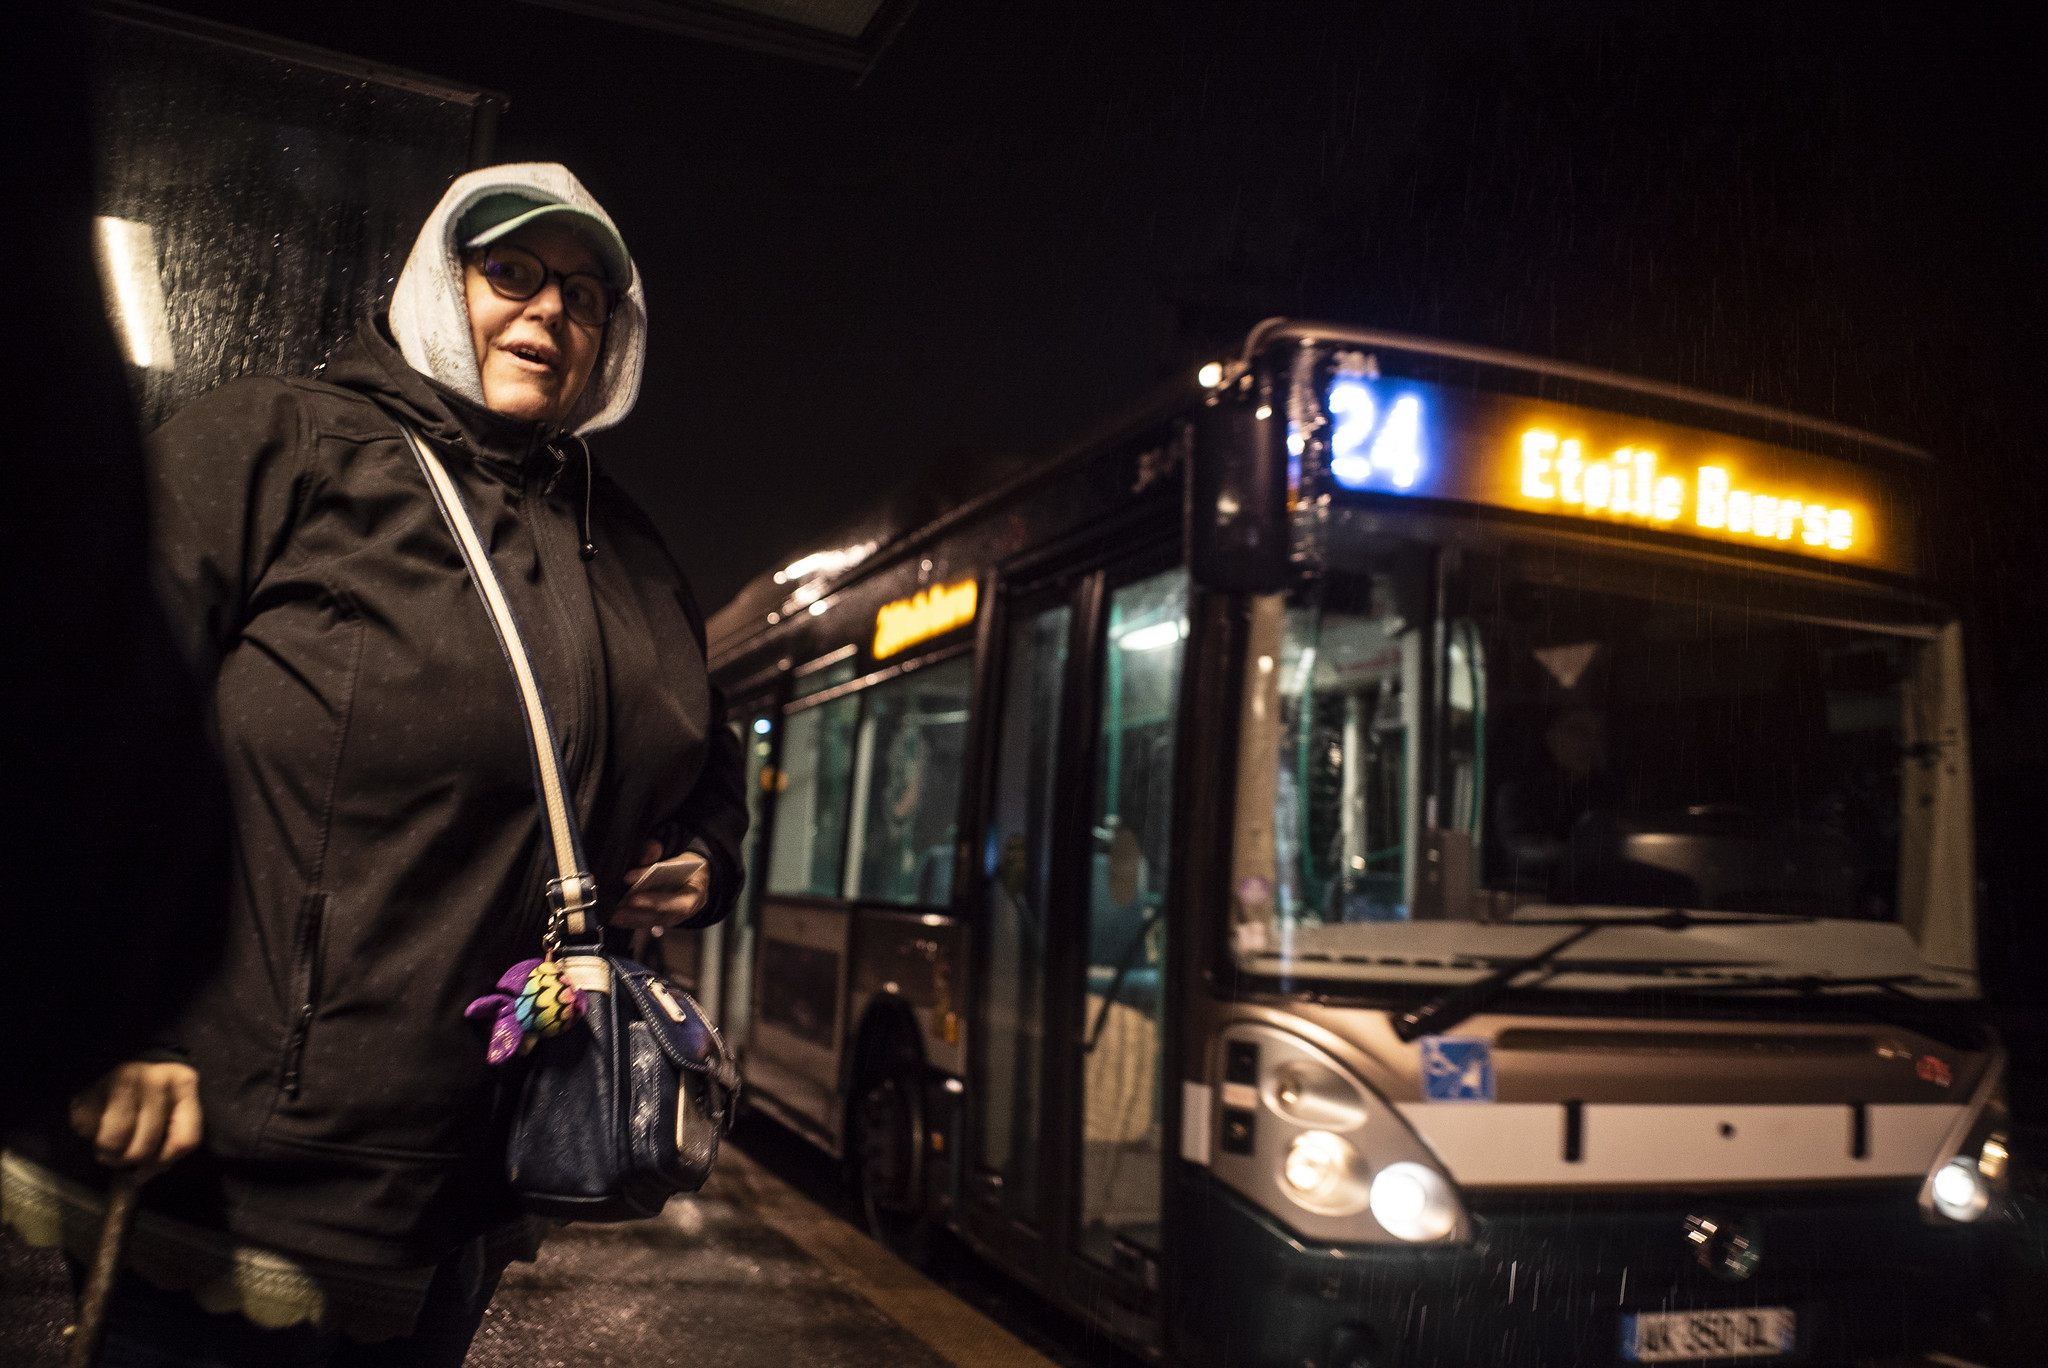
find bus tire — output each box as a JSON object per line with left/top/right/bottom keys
{"left": 854, "top": 1063, "right": 929, "bottom": 1262}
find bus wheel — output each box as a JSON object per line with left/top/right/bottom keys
{"left": 855, "top": 1067, "right": 929, "bottom": 1262}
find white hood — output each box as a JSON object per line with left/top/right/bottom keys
{"left": 389, "top": 163, "right": 646, "bottom": 437}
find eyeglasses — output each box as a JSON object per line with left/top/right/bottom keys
{"left": 468, "top": 244, "right": 617, "bottom": 329}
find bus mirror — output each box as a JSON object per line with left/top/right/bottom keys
{"left": 1190, "top": 386, "right": 1291, "bottom": 594}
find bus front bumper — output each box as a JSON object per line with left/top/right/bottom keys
{"left": 1172, "top": 1171, "right": 2002, "bottom": 1368}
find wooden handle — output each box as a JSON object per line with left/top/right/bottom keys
{"left": 65, "top": 1171, "right": 142, "bottom": 1368}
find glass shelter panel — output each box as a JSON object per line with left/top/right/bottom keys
{"left": 1078, "top": 569, "right": 1188, "bottom": 1266}
{"left": 91, "top": 11, "right": 488, "bottom": 432}
{"left": 845, "top": 658, "right": 974, "bottom": 906}
{"left": 974, "top": 605, "right": 1070, "bottom": 1226}
{"left": 767, "top": 692, "right": 861, "bottom": 897}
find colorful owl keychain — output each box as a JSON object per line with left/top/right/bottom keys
{"left": 465, "top": 957, "right": 586, "bottom": 1065}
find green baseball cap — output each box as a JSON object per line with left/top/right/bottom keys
{"left": 458, "top": 193, "right": 632, "bottom": 287}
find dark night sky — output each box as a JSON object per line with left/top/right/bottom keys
{"left": 131, "top": 2, "right": 2048, "bottom": 752}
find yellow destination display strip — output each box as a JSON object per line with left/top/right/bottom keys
{"left": 873, "top": 579, "right": 978, "bottom": 659}
{"left": 1518, "top": 432, "right": 1857, "bottom": 553}
{"left": 1317, "top": 376, "right": 1912, "bottom": 574}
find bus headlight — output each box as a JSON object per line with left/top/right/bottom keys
{"left": 1918, "top": 1067, "right": 2010, "bottom": 1227}
{"left": 1280, "top": 1131, "right": 1370, "bottom": 1215}
{"left": 1368, "top": 1161, "right": 1459, "bottom": 1242}
{"left": 1930, "top": 1157, "right": 1990, "bottom": 1223}
{"left": 1218, "top": 1024, "right": 1470, "bottom": 1244}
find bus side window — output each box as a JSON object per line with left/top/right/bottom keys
{"left": 843, "top": 656, "right": 974, "bottom": 905}
{"left": 767, "top": 692, "right": 862, "bottom": 898}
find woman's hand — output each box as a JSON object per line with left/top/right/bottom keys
{"left": 615, "top": 840, "right": 712, "bottom": 932}
{"left": 69, "top": 1061, "right": 203, "bottom": 1179}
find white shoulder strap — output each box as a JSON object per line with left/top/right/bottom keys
{"left": 399, "top": 423, "right": 598, "bottom": 950}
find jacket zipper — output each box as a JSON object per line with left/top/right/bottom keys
{"left": 521, "top": 468, "right": 601, "bottom": 789}
{"left": 280, "top": 892, "right": 328, "bottom": 1099}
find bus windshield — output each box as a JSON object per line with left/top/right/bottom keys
{"left": 1227, "top": 540, "right": 1977, "bottom": 994}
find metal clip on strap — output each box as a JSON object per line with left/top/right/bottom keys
{"left": 399, "top": 423, "right": 601, "bottom": 949}
{"left": 547, "top": 874, "right": 599, "bottom": 945}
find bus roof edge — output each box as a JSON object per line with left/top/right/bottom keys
{"left": 1238, "top": 318, "right": 1934, "bottom": 464}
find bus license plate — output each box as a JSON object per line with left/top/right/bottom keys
{"left": 1620, "top": 1307, "right": 1796, "bottom": 1362}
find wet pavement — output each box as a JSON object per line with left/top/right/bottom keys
{"left": 0, "top": 1138, "right": 1060, "bottom": 1368}
{"left": 4, "top": 1122, "right": 2038, "bottom": 1367}
{"left": 465, "top": 1150, "right": 967, "bottom": 1368}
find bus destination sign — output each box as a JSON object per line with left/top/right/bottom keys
{"left": 873, "top": 579, "right": 978, "bottom": 660}
{"left": 1314, "top": 368, "right": 1911, "bottom": 573}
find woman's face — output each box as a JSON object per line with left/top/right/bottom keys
{"left": 465, "top": 221, "right": 608, "bottom": 426}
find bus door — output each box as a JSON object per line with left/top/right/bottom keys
{"left": 1071, "top": 563, "right": 1189, "bottom": 1320}
{"left": 967, "top": 579, "right": 1076, "bottom": 1271}
{"left": 967, "top": 555, "right": 1190, "bottom": 1330}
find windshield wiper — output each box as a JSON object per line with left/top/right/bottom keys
{"left": 1389, "top": 909, "right": 1815, "bottom": 1043}
{"left": 1630, "top": 972, "right": 1984, "bottom": 1048}
{"left": 1657, "top": 972, "right": 1953, "bottom": 998}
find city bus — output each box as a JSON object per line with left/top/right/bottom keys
{"left": 682, "top": 320, "right": 2008, "bottom": 1366}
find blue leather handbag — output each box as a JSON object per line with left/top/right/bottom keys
{"left": 405, "top": 424, "right": 739, "bottom": 1222}
{"left": 508, "top": 952, "right": 738, "bottom": 1220}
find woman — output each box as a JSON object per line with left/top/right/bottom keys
{"left": 4, "top": 163, "right": 747, "bottom": 1364}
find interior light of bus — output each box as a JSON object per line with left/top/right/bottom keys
{"left": 1118, "top": 619, "right": 1188, "bottom": 652}
{"left": 873, "top": 579, "right": 978, "bottom": 659}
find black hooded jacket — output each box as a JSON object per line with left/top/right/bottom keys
{"left": 124, "top": 318, "right": 747, "bottom": 1266}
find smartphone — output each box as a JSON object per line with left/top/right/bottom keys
{"left": 626, "top": 851, "right": 708, "bottom": 900}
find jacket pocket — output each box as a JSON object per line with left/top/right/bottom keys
{"left": 279, "top": 891, "right": 328, "bottom": 1099}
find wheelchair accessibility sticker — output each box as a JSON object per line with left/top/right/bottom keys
{"left": 1420, "top": 1036, "right": 1495, "bottom": 1102}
